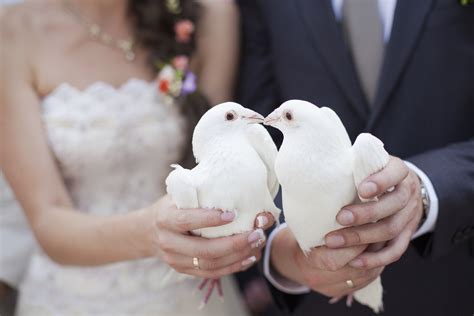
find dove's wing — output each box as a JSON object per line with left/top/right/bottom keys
{"left": 351, "top": 134, "right": 388, "bottom": 309}
{"left": 165, "top": 164, "right": 199, "bottom": 209}
{"left": 351, "top": 133, "right": 390, "bottom": 198}
{"left": 245, "top": 124, "right": 280, "bottom": 198}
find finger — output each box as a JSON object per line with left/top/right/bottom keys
{"left": 341, "top": 269, "right": 382, "bottom": 296}
{"left": 326, "top": 198, "right": 417, "bottom": 248}
{"left": 358, "top": 156, "right": 409, "bottom": 199}
{"left": 348, "top": 227, "right": 412, "bottom": 269}
{"left": 180, "top": 251, "right": 262, "bottom": 279}
{"left": 337, "top": 182, "right": 412, "bottom": 226}
{"left": 314, "top": 265, "right": 383, "bottom": 288}
{"left": 255, "top": 212, "right": 276, "bottom": 230}
{"left": 366, "top": 241, "right": 387, "bottom": 252}
{"left": 157, "top": 228, "right": 266, "bottom": 259}
{"left": 160, "top": 206, "right": 236, "bottom": 232}
{"left": 306, "top": 245, "right": 367, "bottom": 271}
{"left": 163, "top": 246, "right": 260, "bottom": 271}
{"left": 316, "top": 267, "right": 382, "bottom": 298}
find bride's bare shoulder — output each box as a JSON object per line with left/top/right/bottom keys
{"left": 1, "top": 0, "right": 67, "bottom": 42}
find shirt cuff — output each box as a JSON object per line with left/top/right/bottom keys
{"left": 404, "top": 161, "right": 439, "bottom": 239}
{"left": 263, "top": 223, "right": 311, "bottom": 294}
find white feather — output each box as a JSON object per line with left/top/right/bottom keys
{"left": 352, "top": 133, "right": 390, "bottom": 202}
{"left": 245, "top": 124, "right": 280, "bottom": 198}
{"left": 165, "top": 164, "right": 199, "bottom": 209}
{"left": 166, "top": 102, "right": 281, "bottom": 239}
{"left": 269, "top": 100, "right": 388, "bottom": 313}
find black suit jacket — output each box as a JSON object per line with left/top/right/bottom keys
{"left": 237, "top": 0, "right": 474, "bottom": 315}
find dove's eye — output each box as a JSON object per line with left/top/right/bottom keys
{"left": 284, "top": 111, "right": 293, "bottom": 121}
{"left": 225, "top": 111, "right": 236, "bottom": 121}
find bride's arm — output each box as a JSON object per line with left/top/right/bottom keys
{"left": 0, "top": 11, "right": 268, "bottom": 274}
{"left": 0, "top": 18, "right": 156, "bottom": 265}
{"left": 193, "top": 0, "right": 240, "bottom": 104}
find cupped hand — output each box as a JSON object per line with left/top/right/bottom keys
{"left": 325, "top": 156, "right": 424, "bottom": 269}
{"left": 150, "top": 195, "right": 275, "bottom": 279}
{"left": 272, "top": 227, "right": 383, "bottom": 298}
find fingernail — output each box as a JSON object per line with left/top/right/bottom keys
{"left": 256, "top": 215, "right": 268, "bottom": 228}
{"left": 349, "top": 258, "right": 364, "bottom": 268}
{"left": 220, "top": 211, "right": 235, "bottom": 221}
{"left": 359, "top": 181, "right": 377, "bottom": 197}
{"left": 248, "top": 228, "right": 264, "bottom": 243}
{"left": 337, "top": 210, "right": 354, "bottom": 225}
{"left": 241, "top": 256, "right": 257, "bottom": 266}
{"left": 328, "top": 297, "right": 339, "bottom": 304}
{"left": 251, "top": 237, "right": 266, "bottom": 249}
{"left": 326, "top": 235, "right": 345, "bottom": 247}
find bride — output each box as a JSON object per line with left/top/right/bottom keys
{"left": 0, "top": 0, "right": 274, "bottom": 315}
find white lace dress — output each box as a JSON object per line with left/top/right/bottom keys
{"left": 16, "top": 79, "right": 248, "bottom": 316}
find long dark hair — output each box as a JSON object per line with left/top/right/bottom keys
{"left": 128, "top": 0, "right": 210, "bottom": 167}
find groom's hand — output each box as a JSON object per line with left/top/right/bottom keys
{"left": 324, "top": 156, "right": 424, "bottom": 269}
{"left": 271, "top": 227, "right": 383, "bottom": 298}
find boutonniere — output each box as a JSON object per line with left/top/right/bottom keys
{"left": 458, "top": 0, "right": 474, "bottom": 6}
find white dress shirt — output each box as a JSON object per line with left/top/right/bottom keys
{"left": 263, "top": 0, "right": 440, "bottom": 294}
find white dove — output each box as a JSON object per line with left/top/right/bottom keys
{"left": 166, "top": 102, "right": 281, "bottom": 304}
{"left": 264, "top": 99, "right": 389, "bottom": 313}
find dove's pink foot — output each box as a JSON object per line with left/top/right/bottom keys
{"left": 198, "top": 278, "right": 223, "bottom": 306}
{"left": 346, "top": 293, "right": 354, "bottom": 307}
{"left": 198, "top": 278, "right": 210, "bottom": 290}
{"left": 216, "top": 278, "right": 223, "bottom": 300}
{"left": 329, "top": 296, "right": 342, "bottom": 304}
{"left": 329, "top": 294, "right": 354, "bottom": 307}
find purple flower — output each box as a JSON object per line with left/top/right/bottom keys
{"left": 181, "top": 71, "right": 197, "bottom": 96}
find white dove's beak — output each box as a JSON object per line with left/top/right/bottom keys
{"left": 263, "top": 111, "right": 281, "bottom": 126}
{"left": 241, "top": 109, "right": 264, "bottom": 124}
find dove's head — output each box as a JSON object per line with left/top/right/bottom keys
{"left": 192, "top": 102, "right": 264, "bottom": 159}
{"left": 264, "top": 100, "right": 350, "bottom": 144}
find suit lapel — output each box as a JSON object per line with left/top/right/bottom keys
{"left": 367, "top": 0, "right": 434, "bottom": 129}
{"left": 294, "top": 0, "right": 369, "bottom": 120}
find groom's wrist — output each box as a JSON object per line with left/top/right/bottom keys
{"left": 264, "top": 223, "right": 311, "bottom": 294}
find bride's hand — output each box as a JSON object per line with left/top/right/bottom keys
{"left": 148, "top": 195, "right": 275, "bottom": 278}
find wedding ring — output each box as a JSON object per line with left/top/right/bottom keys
{"left": 192, "top": 257, "right": 200, "bottom": 270}
{"left": 346, "top": 279, "right": 355, "bottom": 289}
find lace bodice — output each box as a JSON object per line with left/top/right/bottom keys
{"left": 41, "top": 79, "right": 185, "bottom": 214}
{"left": 17, "top": 79, "right": 247, "bottom": 316}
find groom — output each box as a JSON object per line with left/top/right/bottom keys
{"left": 237, "top": 0, "right": 474, "bottom": 315}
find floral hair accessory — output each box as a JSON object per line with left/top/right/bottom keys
{"left": 156, "top": 61, "right": 197, "bottom": 105}
{"left": 175, "top": 19, "right": 195, "bottom": 43}
{"left": 181, "top": 71, "right": 197, "bottom": 96}
{"left": 154, "top": 2, "right": 198, "bottom": 105}
{"left": 172, "top": 55, "right": 189, "bottom": 71}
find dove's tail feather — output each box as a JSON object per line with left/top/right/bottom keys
{"left": 353, "top": 276, "right": 384, "bottom": 313}
{"left": 351, "top": 133, "right": 390, "bottom": 202}
{"left": 165, "top": 165, "right": 199, "bottom": 209}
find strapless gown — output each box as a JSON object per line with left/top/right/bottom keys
{"left": 16, "top": 79, "right": 248, "bottom": 316}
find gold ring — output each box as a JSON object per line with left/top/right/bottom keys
{"left": 346, "top": 279, "right": 355, "bottom": 289}
{"left": 192, "top": 257, "right": 200, "bottom": 270}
